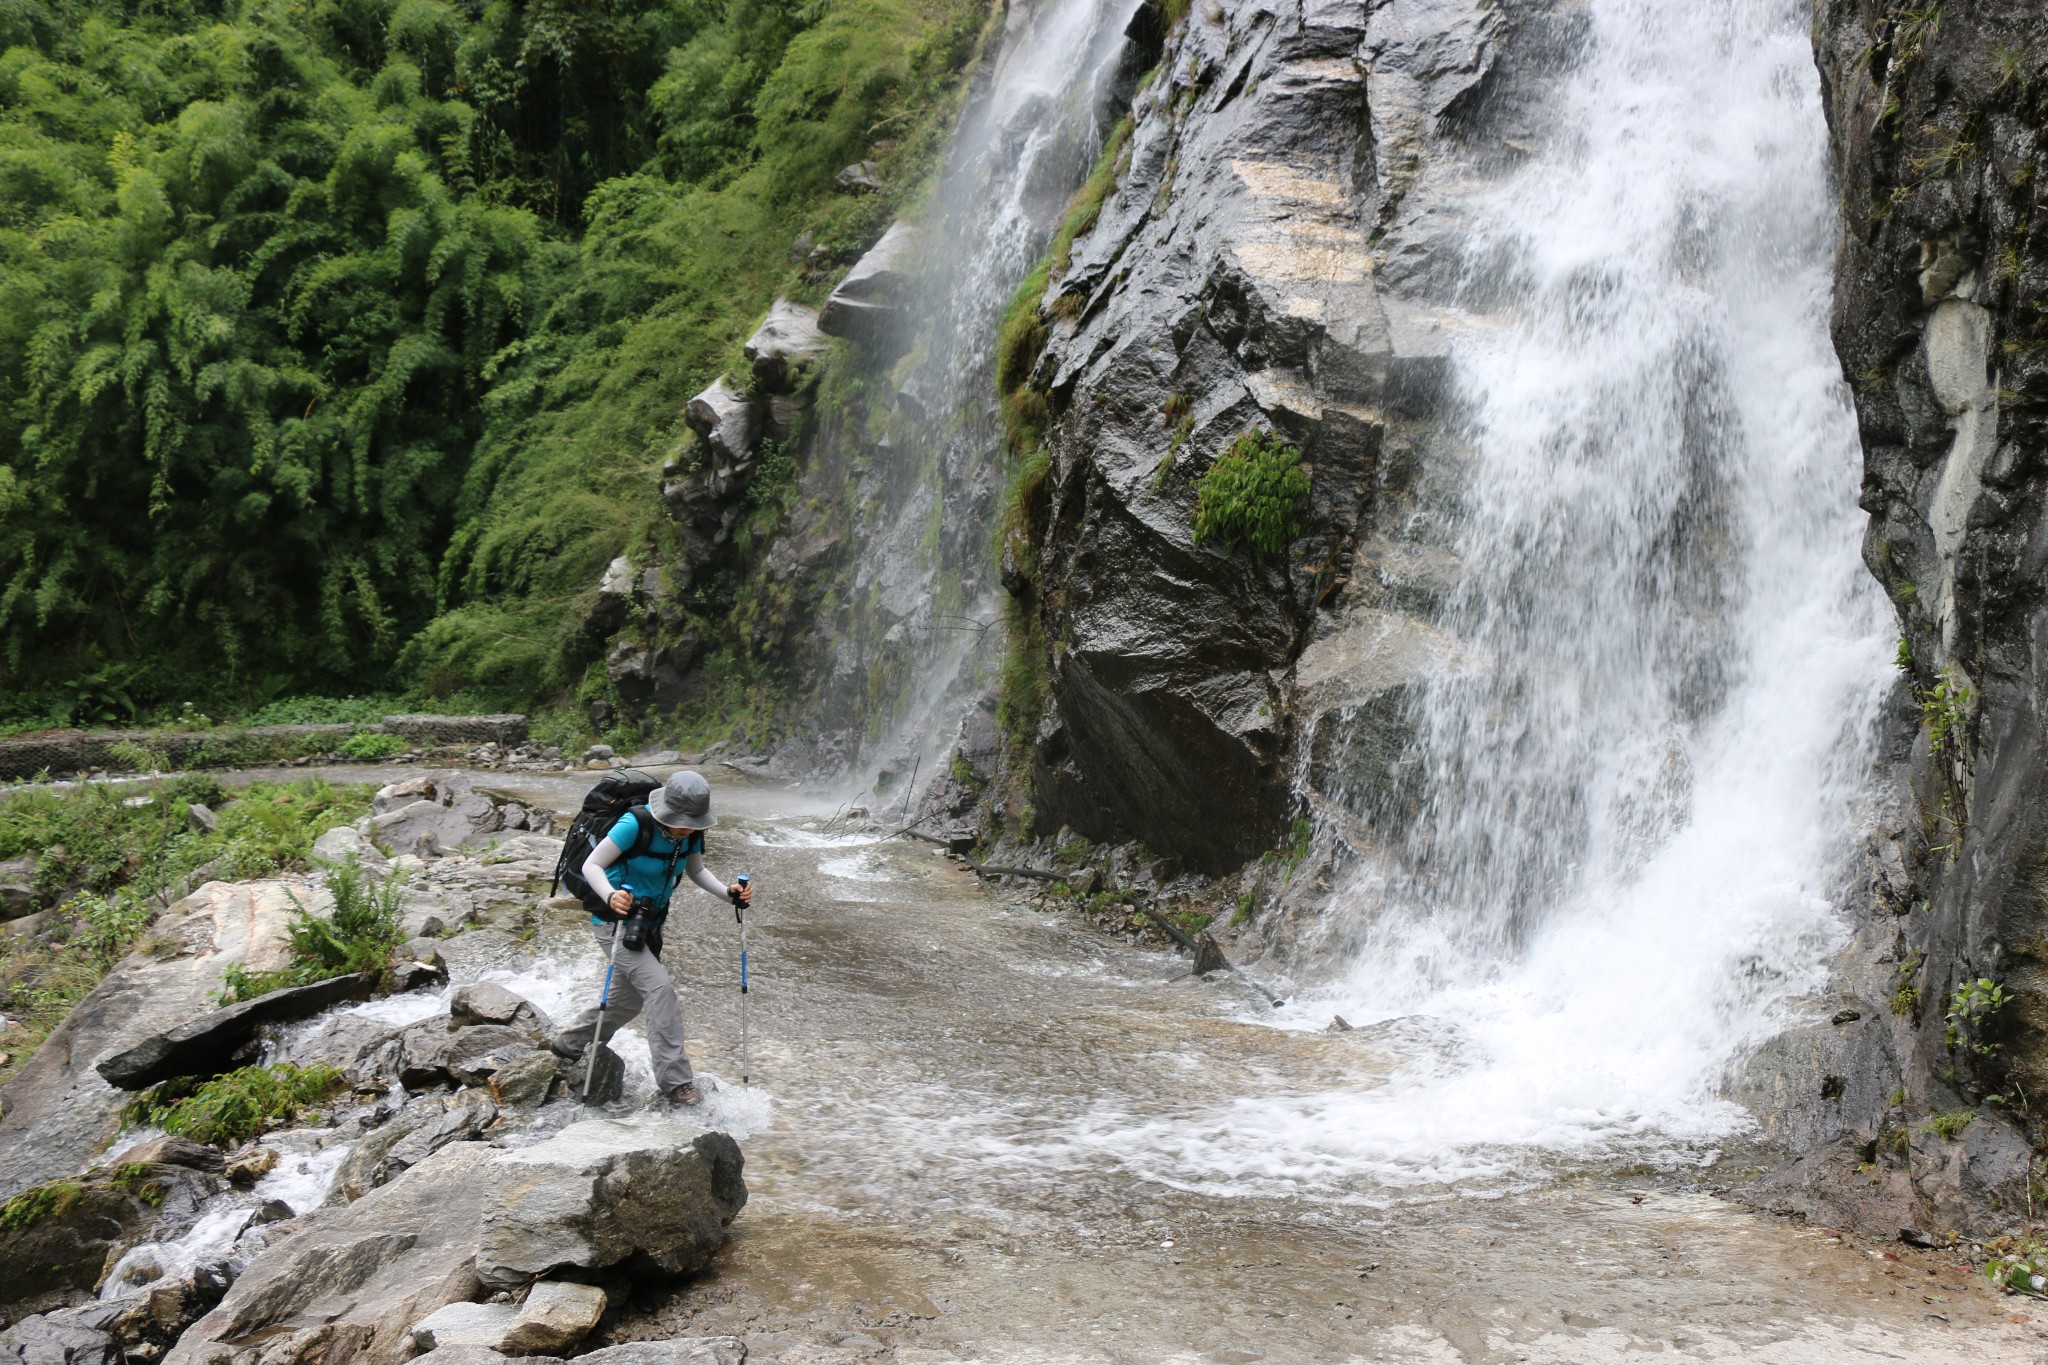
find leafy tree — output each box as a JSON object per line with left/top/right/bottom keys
{"left": 0, "top": 0, "right": 987, "bottom": 719}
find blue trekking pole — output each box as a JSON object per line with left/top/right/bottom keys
{"left": 582, "top": 925, "right": 620, "bottom": 1102}
{"left": 729, "top": 874, "right": 752, "bottom": 1086}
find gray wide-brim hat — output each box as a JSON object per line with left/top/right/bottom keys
{"left": 647, "top": 769, "right": 718, "bottom": 828}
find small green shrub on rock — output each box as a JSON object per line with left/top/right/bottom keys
{"left": 218, "top": 857, "right": 407, "bottom": 1003}
{"left": 1192, "top": 431, "right": 1310, "bottom": 556}
{"left": 1920, "top": 667, "right": 1972, "bottom": 757}
{"left": 1923, "top": 1107, "right": 1976, "bottom": 1141}
{"left": 126, "top": 1064, "right": 344, "bottom": 1146}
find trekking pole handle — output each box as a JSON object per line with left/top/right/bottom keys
{"left": 730, "top": 873, "right": 751, "bottom": 922}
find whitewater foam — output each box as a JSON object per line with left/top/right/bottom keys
{"left": 1100, "top": 0, "right": 1892, "bottom": 1196}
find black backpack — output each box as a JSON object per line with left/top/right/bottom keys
{"left": 552, "top": 771, "right": 697, "bottom": 913}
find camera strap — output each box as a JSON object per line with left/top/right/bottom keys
{"left": 653, "top": 829, "right": 697, "bottom": 919}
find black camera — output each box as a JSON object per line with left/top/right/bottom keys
{"left": 620, "top": 896, "right": 659, "bottom": 952}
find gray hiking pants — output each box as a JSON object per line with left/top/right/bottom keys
{"left": 558, "top": 921, "right": 694, "bottom": 1091}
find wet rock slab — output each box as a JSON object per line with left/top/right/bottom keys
{"left": 96, "top": 973, "right": 374, "bottom": 1090}
{"left": 0, "top": 1156, "right": 225, "bottom": 1313}
{"left": 410, "top": 1281, "right": 607, "bottom": 1355}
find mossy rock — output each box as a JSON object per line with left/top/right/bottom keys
{"left": 0, "top": 1160, "right": 223, "bottom": 1311}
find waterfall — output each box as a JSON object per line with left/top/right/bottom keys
{"left": 1084, "top": 0, "right": 1896, "bottom": 1195}
{"left": 820, "top": 0, "right": 1138, "bottom": 793}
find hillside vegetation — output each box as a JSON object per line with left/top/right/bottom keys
{"left": 0, "top": 0, "right": 987, "bottom": 725}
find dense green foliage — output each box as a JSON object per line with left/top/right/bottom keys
{"left": 218, "top": 853, "right": 405, "bottom": 1000}
{"left": 1192, "top": 430, "right": 1310, "bottom": 557}
{"left": 124, "top": 1062, "right": 344, "bottom": 1144}
{"left": 1, "top": 0, "right": 990, "bottom": 720}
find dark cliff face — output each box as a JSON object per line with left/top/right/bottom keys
{"left": 1012, "top": 0, "right": 1518, "bottom": 873}
{"left": 1772, "top": 0, "right": 2048, "bottom": 1234}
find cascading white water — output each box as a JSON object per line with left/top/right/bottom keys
{"left": 1076, "top": 0, "right": 1895, "bottom": 1196}
{"left": 827, "top": 0, "right": 1135, "bottom": 790}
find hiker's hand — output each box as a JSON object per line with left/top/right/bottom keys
{"left": 730, "top": 882, "right": 752, "bottom": 906}
{"left": 608, "top": 889, "right": 632, "bottom": 916}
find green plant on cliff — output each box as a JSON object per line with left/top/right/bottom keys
{"left": 1922, "top": 1107, "right": 1976, "bottom": 1141}
{"left": 1193, "top": 431, "right": 1311, "bottom": 556}
{"left": 996, "top": 262, "right": 1054, "bottom": 453}
{"left": 124, "top": 1064, "right": 345, "bottom": 1146}
{"left": 992, "top": 114, "right": 1138, "bottom": 458}
{"left": 1921, "top": 668, "right": 1972, "bottom": 758}
{"left": 998, "top": 611, "right": 1051, "bottom": 765}
{"left": 1049, "top": 117, "right": 1135, "bottom": 274}
{"left": 1945, "top": 976, "right": 2008, "bottom": 1056}
{"left": 1892, "top": 950, "right": 1925, "bottom": 1019}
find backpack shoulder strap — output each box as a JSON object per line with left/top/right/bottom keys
{"left": 623, "top": 805, "right": 657, "bottom": 860}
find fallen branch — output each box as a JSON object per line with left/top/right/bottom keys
{"left": 967, "top": 862, "right": 1062, "bottom": 882}
{"left": 1137, "top": 906, "right": 1285, "bottom": 1010}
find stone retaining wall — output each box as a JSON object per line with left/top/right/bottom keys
{"left": 0, "top": 715, "right": 527, "bottom": 780}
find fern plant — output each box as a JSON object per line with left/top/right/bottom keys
{"left": 1192, "top": 430, "right": 1311, "bottom": 556}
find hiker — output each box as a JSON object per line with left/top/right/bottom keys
{"left": 551, "top": 770, "right": 751, "bottom": 1106}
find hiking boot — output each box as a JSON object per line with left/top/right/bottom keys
{"left": 667, "top": 1082, "right": 704, "bottom": 1107}
{"left": 548, "top": 1037, "right": 584, "bottom": 1063}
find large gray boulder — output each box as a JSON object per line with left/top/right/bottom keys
{"left": 397, "top": 1021, "right": 542, "bottom": 1091}
{"left": 309, "top": 825, "right": 389, "bottom": 874}
{"left": 683, "top": 377, "right": 761, "bottom": 463}
{"left": 450, "top": 982, "right": 551, "bottom": 1035}
{"left": 327, "top": 1089, "right": 499, "bottom": 1205}
{"left": 816, "top": 221, "right": 921, "bottom": 342}
{"left": 164, "top": 1142, "right": 499, "bottom": 1365}
{"left": 742, "top": 300, "right": 829, "bottom": 394}
{"left": 0, "top": 1313, "right": 119, "bottom": 1364}
{"left": 168, "top": 1122, "right": 747, "bottom": 1365}
{"left": 364, "top": 773, "right": 506, "bottom": 857}
{"left": 476, "top": 1118, "right": 746, "bottom": 1289}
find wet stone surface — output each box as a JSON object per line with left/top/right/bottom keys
{"left": 419, "top": 769, "right": 2043, "bottom": 1365}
